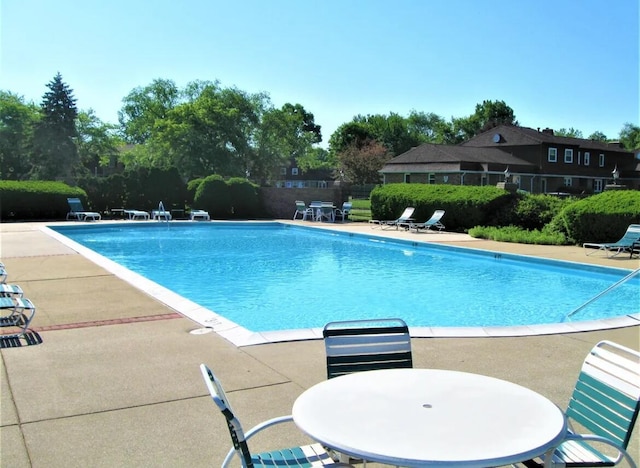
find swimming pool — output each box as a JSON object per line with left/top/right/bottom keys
{"left": 48, "top": 222, "right": 639, "bottom": 343}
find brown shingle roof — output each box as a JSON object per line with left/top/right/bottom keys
{"left": 462, "top": 125, "right": 630, "bottom": 154}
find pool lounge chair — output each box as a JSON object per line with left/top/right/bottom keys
{"left": 124, "top": 209, "right": 150, "bottom": 220}
{"left": 404, "top": 209, "right": 446, "bottom": 232}
{"left": 583, "top": 224, "right": 640, "bottom": 257}
{"left": 369, "top": 207, "right": 415, "bottom": 230}
{"left": 151, "top": 209, "right": 172, "bottom": 221}
{"left": 0, "top": 265, "right": 6, "bottom": 284}
{"left": 190, "top": 209, "right": 210, "bottom": 221}
{"left": 199, "top": 364, "right": 345, "bottom": 468}
{"left": 66, "top": 198, "right": 101, "bottom": 221}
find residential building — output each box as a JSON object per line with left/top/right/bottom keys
{"left": 380, "top": 125, "right": 639, "bottom": 194}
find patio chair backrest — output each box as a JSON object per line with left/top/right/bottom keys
{"left": 398, "top": 207, "right": 415, "bottom": 220}
{"left": 620, "top": 224, "right": 640, "bottom": 242}
{"left": 200, "top": 364, "right": 253, "bottom": 467}
{"left": 566, "top": 340, "right": 640, "bottom": 449}
{"left": 323, "top": 318, "right": 413, "bottom": 379}
{"left": 67, "top": 197, "right": 84, "bottom": 212}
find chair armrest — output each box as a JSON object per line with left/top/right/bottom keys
{"left": 541, "top": 432, "right": 637, "bottom": 468}
{"left": 222, "top": 415, "right": 294, "bottom": 467}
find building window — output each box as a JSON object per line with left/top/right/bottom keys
{"left": 564, "top": 149, "right": 573, "bottom": 164}
{"left": 404, "top": 174, "right": 411, "bottom": 183}
{"left": 563, "top": 177, "right": 572, "bottom": 187}
{"left": 548, "top": 147, "right": 557, "bottom": 163}
{"left": 291, "top": 167, "right": 299, "bottom": 176}
{"left": 594, "top": 179, "right": 603, "bottom": 193}
{"left": 599, "top": 154, "right": 605, "bottom": 167}
{"left": 428, "top": 173, "right": 435, "bottom": 184}
{"left": 280, "top": 167, "right": 287, "bottom": 175}
{"left": 584, "top": 152, "right": 590, "bottom": 166}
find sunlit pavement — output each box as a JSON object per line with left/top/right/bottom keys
{"left": 1, "top": 220, "right": 638, "bottom": 467}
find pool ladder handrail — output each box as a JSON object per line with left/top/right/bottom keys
{"left": 564, "top": 267, "right": 640, "bottom": 320}
{"left": 157, "top": 201, "right": 170, "bottom": 224}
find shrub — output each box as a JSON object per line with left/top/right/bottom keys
{"left": 370, "top": 184, "right": 513, "bottom": 231}
{"left": 468, "top": 225, "right": 568, "bottom": 245}
{"left": 194, "top": 174, "right": 232, "bottom": 217}
{"left": 0, "top": 180, "right": 85, "bottom": 220}
{"left": 227, "top": 177, "right": 260, "bottom": 218}
{"left": 555, "top": 190, "right": 640, "bottom": 244}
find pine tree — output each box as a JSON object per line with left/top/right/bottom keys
{"left": 30, "top": 72, "right": 79, "bottom": 181}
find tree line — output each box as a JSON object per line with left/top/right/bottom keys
{"left": 2, "top": 73, "right": 639, "bottom": 186}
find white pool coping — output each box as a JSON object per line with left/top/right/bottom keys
{"left": 42, "top": 222, "right": 640, "bottom": 347}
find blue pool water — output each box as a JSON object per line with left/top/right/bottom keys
{"left": 50, "top": 222, "right": 639, "bottom": 331}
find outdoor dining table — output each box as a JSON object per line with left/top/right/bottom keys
{"left": 309, "top": 202, "right": 336, "bottom": 222}
{"left": 292, "top": 368, "right": 567, "bottom": 467}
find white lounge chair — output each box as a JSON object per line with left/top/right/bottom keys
{"left": 293, "top": 201, "right": 314, "bottom": 221}
{"left": 405, "top": 209, "right": 446, "bottom": 232}
{"left": 369, "top": 207, "right": 415, "bottom": 230}
{"left": 583, "top": 224, "right": 640, "bottom": 257}
{"left": 124, "top": 209, "right": 150, "bottom": 220}
{"left": 199, "top": 364, "right": 346, "bottom": 468}
{"left": 151, "top": 210, "right": 172, "bottom": 221}
{"left": 66, "top": 198, "right": 101, "bottom": 221}
{"left": 190, "top": 209, "right": 210, "bottom": 221}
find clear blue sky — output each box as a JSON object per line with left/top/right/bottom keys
{"left": 2, "top": 0, "right": 638, "bottom": 145}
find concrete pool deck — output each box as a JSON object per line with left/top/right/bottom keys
{"left": 1, "top": 220, "right": 639, "bottom": 467}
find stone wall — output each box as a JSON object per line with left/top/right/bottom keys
{"left": 259, "top": 187, "right": 347, "bottom": 219}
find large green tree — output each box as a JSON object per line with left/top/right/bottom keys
{"left": 75, "top": 109, "right": 124, "bottom": 176}
{"left": 619, "top": 123, "right": 640, "bottom": 151}
{"left": 0, "top": 91, "right": 40, "bottom": 179}
{"left": 118, "top": 78, "right": 181, "bottom": 144}
{"left": 30, "top": 73, "right": 79, "bottom": 181}
{"left": 452, "top": 100, "right": 518, "bottom": 142}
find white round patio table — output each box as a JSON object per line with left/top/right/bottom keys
{"left": 292, "top": 368, "right": 567, "bottom": 467}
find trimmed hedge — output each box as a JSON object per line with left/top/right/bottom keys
{"left": 555, "top": 190, "right": 640, "bottom": 244}
{"left": 0, "top": 180, "right": 86, "bottom": 220}
{"left": 370, "top": 184, "right": 514, "bottom": 231}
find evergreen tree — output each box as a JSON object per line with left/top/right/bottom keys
{"left": 30, "top": 72, "right": 79, "bottom": 181}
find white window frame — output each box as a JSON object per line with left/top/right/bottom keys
{"left": 428, "top": 173, "right": 435, "bottom": 184}
{"left": 548, "top": 147, "right": 557, "bottom": 163}
{"left": 594, "top": 179, "right": 603, "bottom": 193}
{"left": 564, "top": 149, "right": 574, "bottom": 164}
{"left": 563, "top": 177, "right": 572, "bottom": 187}
{"left": 584, "top": 152, "right": 590, "bottom": 166}
{"left": 291, "top": 167, "right": 299, "bottom": 176}
{"left": 599, "top": 153, "right": 605, "bottom": 167}
{"left": 280, "top": 167, "right": 287, "bottom": 175}
{"left": 404, "top": 173, "right": 411, "bottom": 183}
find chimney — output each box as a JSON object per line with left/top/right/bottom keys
{"left": 541, "top": 128, "right": 554, "bottom": 135}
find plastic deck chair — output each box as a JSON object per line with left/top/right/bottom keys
{"left": 405, "top": 209, "right": 446, "bottom": 232}
{"left": 583, "top": 224, "right": 640, "bottom": 257}
{"left": 323, "top": 318, "right": 413, "bottom": 380}
{"left": 0, "top": 296, "right": 36, "bottom": 340}
{"left": 522, "top": 340, "right": 640, "bottom": 468}
{"left": 334, "top": 202, "right": 352, "bottom": 222}
{"left": 66, "top": 197, "right": 101, "bottom": 221}
{"left": 293, "top": 201, "right": 314, "bottom": 221}
{"left": 368, "top": 207, "right": 415, "bottom": 230}
{"left": 199, "top": 364, "right": 350, "bottom": 468}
